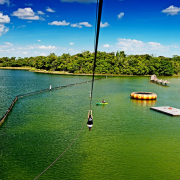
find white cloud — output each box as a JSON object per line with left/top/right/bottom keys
{"left": 0, "top": 42, "right": 13, "bottom": 52}
{"left": 17, "top": 25, "right": 26, "bottom": 29}
{"left": 39, "top": 17, "right": 45, "bottom": 21}
{"left": 37, "top": 11, "right": 45, "bottom": 15}
{"left": 21, "top": 16, "right": 40, "bottom": 20}
{"left": 48, "top": 20, "right": 70, "bottom": 26}
{"left": 25, "top": 3, "right": 33, "bottom": 6}
{"left": 17, "top": 47, "right": 23, "bottom": 50}
{"left": 116, "top": 38, "right": 145, "bottom": 52}
{"left": 60, "top": 0, "right": 96, "bottom": 3}
{"left": 12, "top": 8, "right": 35, "bottom": 17}
{"left": 12, "top": 8, "right": 40, "bottom": 20}
{"left": 100, "top": 22, "right": 109, "bottom": 28}
{"left": 0, "top": 43, "right": 56, "bottom": 52}
{"left": 24, "top": 46, "right": 34, "bottom": 50}
{"left": 162, "top": 5, "right": 180, "bottom": 15}
{"left": 22, "top": 52, "right": 28, "bottom": 54}
{"left": 5, "top": 42, "right": 12, "bottom": 45}
{"left": 69, "top": 42, "right": 74, "bottom": 45}
{"left": 71, "top": 22, "right": 92, "bottom": 28}
{"left": 147, "top": 42, "right": 167, "bottom": 51}
{"left": 0, "top": 24, "right": 9, "bottom": 36}
{"left": 39, "top": 45, "right": 56, "bottom": 49}
{"left": 79, "top": 22, "right": 92, "bottom": 27}
{"left": 118, "top": 12, "right": 124, "bottom": 19}
{"left": 0, "top": 42, "right": 81, "bottom": 57}
{"left": 0, "top": 13, "right": 10, "bottom": 23}
{"left": 40, "top": 53, "right": 46, "bottom": 56}
{"left": 37, "top": 40, "right": 41, "bottom": 42}
{"left": 71, "top": 23, "right": 82, "bottom": 28}
{"left": 0, "top": 42, "right": 13, "bottom": 47}
{"left": 116, "top": 38, "right": 169, "bottom": 55}
{"left": 171, "top": 45, "right": 179, "bottom": 48}
{"left": 46, "top": 7, "right": 55, "bottom": 12}
{"left": 103, "top": 44, "right": 110, "bottom": 48}
{"left": 0, "top": 0, "right": 9, "bottom": 5}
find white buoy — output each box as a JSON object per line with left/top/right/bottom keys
{"left": 50, "top": 85, "right": 52, "bottom": 90}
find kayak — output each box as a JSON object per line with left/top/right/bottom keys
{"left": 96, "top": 103, "right": 108, "bottom": 105}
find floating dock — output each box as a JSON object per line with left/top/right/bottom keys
{"left": 150, "top": 106, "right": 180, "bottom": 116}
{"left": 150, "top": 75, "right": 170, "bottom": 86}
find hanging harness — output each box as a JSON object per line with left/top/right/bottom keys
{"left": 87, "top": 117, "right": 93, "bottom": 125}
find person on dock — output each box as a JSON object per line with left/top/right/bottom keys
{"left": 102, "top": 99, "right": 105, "bottom": 103}
{"left": 87, "top": 110, "right": 93, "bottom": 131}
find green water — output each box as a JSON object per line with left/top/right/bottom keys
{"left": 1, "top": 70, "right": 180, "bottom": 180}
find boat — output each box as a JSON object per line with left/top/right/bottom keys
{"left": 96, "top": 103, "right": 108, "bottom": 105}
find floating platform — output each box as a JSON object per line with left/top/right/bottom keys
{"left": 150, "top": 106, "right": 180, "bottom": 116}
{"left": 150, "top": 75, "right": 170, "bottom": 86}
{"left": 130, "top": 92, "right": 157, "bottom": 100}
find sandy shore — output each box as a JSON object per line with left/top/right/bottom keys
{"left": 0, "top": 67, "right": 100, "bottom": 76}
{"left": 1, "top": 66, "right": 177, "bottom": 76}
{"left": 0, "top": 67, "right": 131, "bottom": 76}
{"left": 0, "top": 67, "right": 31, "bottom": 70}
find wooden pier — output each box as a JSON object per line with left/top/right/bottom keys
{"left": 150, "top": 75, "right": 170, "bottom": 86}
{"left": 150, "top": 106, "right": 180, "bottom": 116}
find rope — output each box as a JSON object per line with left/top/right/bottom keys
{"left": 34, "top": 118, "right": 87, "bottom": 180}
{"left": 90, "top": 0, "right": 103, "bottom": 109}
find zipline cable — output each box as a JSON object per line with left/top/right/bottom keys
{"left": 94, "top": 0, "right": 99, "bottom": 51}
{"left": 34, "top": 1, "right": 103, "bottom": 179}
{"left": 90, "top": 0, "right": 104, "bottom": 109}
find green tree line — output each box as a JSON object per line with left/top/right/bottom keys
{"left": 0, "top": 51, "right": 180, "bottom": 76}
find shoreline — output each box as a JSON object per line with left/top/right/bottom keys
{"left": 0, "top": 67, "right": 179, "bottom": 77}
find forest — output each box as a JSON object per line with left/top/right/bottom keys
{"left": 0, "top": 51, "right": 180, "bottom": 76}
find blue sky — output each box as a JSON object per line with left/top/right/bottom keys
{"left": 0, "top": 0, "right": 180, "bottom": 58}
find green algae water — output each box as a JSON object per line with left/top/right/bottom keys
{"left": 1, "top": 70, "right": 180, "bottom": 180}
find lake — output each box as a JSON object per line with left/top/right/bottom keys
{"left": 1, "top": 69, "right": 180, "bottom": 180}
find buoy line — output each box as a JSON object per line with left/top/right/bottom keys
{"left": 34, "top": 118, "right": 87, "bottom": 180}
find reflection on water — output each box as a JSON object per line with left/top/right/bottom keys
{"left": 149, "top": 80, "right": 170, "bottom": 88}
{"left": 130, "top": 98, "right": 157, "bottom": 107}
